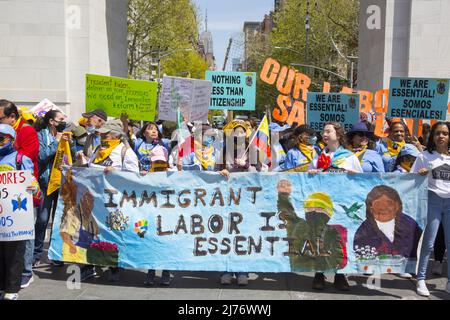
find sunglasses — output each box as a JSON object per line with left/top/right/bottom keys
{"left": 0, "top": 135, "right": 11, "bottom": 143}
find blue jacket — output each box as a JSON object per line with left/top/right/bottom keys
{"left": 0, "top": 147, "right": 34, "bottom": 172}
{"left": 360, "top": 149, "right": 385, "bottom": 173}
{"left": 38, "top": 128, "right": 76, "bottom": 189}
{"left": 284, "top": 148, "right": 312, "bottom": 170}
{"left": 132, "top": 138, "right": 169, "bottom": 171}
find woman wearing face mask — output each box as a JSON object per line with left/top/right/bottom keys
{"left": 308, "top": 122, "right": 362, "bottom": 291}
{"left": 393, "top": 144, "right": 420, "bottom": 173}
{"left": 284, "top": 124, "right": 317, "bottom": 171}
{"left": 34, "top": 110, "right": 76, "bottom": 265}
{"left": 182, "top": 124, "right": 223, "bottom": 172}
{"left": 346, "top": 122, "right": 384, "bottom": 173}
{"left": 412, "top": 122, "right": 450, "bottom": 297}
{"left": 217, "top": 121, "right": 264, "bottom": 286}
{"left": 132, "top": 122, "right": 167, "bottom": 174}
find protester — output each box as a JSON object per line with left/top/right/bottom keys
{"left": 86, "top": 119, "right": 139, "bottom": 281}
{"left": 0, "top": 124, "right": 40, "bottom": 300}
{"left": 346, "top": 122, "right": 385, "bottom": 173}
{"left": 308, "top": 122, "right": 363, "bottom": 291}
{"left": 284, "top": 124, "right": 317, "bottom": 171}
{"left": 143, "top": 145, "right": 173, "bottom": 286}
{"left": 0, "top": 100, "right": 40, "bottom": 289}
{"left": 217, "top": 120, "right": 264, "bottom": 286}
{"left": 412, "top": 121, "right": 450, "bottom": 296}
{"left": 393, "top": 144, "right": 420, "bottom": 173}
{"left": 69, "top": 124, "right": 88, "bottom": 152}
{"left": 131, "top": 122, "right": 167, "bottom": 174}
{"left": 376, "top": 122, "right": 409, "bottom": 172}
{"left": 34, "top": 110, "right": 75, "bottom": 266}
{"left": 81, "top": 109, "right": 107, "bottom": 161}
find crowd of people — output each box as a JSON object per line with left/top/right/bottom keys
{"left": 0, "top": 98, "right": 449, "bottom": 300}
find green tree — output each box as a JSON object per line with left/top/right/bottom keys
{"left": 245, "top": 0, "right": 359, "bottom": 118}
{"left": 128, "top": 0, "right": 208, "bottom": 80}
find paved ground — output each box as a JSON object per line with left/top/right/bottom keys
{"left": 19, "top": 255, "right": 449, "bottom": 300}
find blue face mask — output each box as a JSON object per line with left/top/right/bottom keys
{"left": 308, "top": 136, "right": 318, "bottom": 145}
{"left": 87, "top": 126, "right": 96, "bottom": 134}
{"left": 203, "top": 136, "right": 214, "bottom": 147}
{"left": 0, "top": 142, "right": 14, "bottom": 157}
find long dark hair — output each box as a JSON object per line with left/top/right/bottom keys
{"left": 34, "top": 110, "right": 62, "bottom": 131}
{"left": 138, "top": 122, "right": 163, "bottom": 141}
{"left": 426, "top": 121, "right": 450, "bottom": 153}
{"left": 365, "top": 185, "right": 402, "bottom": 220}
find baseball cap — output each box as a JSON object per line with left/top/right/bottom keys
{"left": 70, "top": 125, "right": 87, "bottom": 138}
{"left": 96, "top": 119, "right": 124, "bottom": 135}
{"left": 0, "top": 124, "right": 16, "bottom": 139}
{"left": 82, "top": 109, "right": 107, "bottom": 121}
{"left": 150, "top": 146, "right": 168, "bottom": 162}
{"left": 399, "top": 144, "right": 420, "bottom": 158}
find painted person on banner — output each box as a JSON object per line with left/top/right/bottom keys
{"left": 59, "top": 171, "right": 99, "bottom": 267}
{"left": 81, "top": 119, "right": 139, "bottom": 282}
{"left": 0, "top": 124, "right": 40, "bottom": 300}
{"left": 346, "top": 122, "right": 385, "bottom": 173}
{"left": 276, "top": 180, "right": 348, "bottom": 290}
{"left": 353, "top": 185, "right": 422, "bottom": 275}
{"left": 308, "top": 122, "right": 363, "bottom": 291}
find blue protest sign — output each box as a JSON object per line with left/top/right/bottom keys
{"left": 307, "top": 93, "right": 360, "bottom": 132}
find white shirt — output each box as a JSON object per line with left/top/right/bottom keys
{"left": 89, "top": 142, "right": 139, "bottom": 173}
{"left": 376, "top": 219, "right": 395, "bottom": 243}
{"left": 411, "top": 150, "right": 450, "bottom": 198}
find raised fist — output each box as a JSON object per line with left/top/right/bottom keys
{"left": 277, "top": 180, "right": 292, "bottom": 194}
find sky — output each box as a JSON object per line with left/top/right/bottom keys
{"left": 193, "top": 0, "right": 274, "bottom": 70}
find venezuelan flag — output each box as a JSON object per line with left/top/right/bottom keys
{"left": 251, "top": 115, "right": 271, "bottom": 166}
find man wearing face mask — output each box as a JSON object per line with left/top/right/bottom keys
{"left": 80, "top": 109, "right": 107, "bottom": 163}
{"left": 69, "top": 124, "right": 88, "bottom": 152}
{"left": 284, "top": 125, "right": 318, "bottom": 171}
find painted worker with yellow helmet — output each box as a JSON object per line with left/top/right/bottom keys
{"left": 277, "top": 179, "right": 348, "bottom": 290}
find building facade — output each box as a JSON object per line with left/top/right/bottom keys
{"left": 0, "top": 0, "right": 128, "bottom": 120}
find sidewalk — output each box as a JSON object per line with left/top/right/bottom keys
{"left": 20, "top": 258, "right": 449, "bottom": 300}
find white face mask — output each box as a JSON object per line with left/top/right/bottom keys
{"left": 77, "top": 137, "right": 87, "bottom": 146}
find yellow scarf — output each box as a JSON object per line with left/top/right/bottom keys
{"left": 13, "top": 117, "right": 22, "bottom": 130}
{"left": 94, "top": 139, "right": 121, "bottom": 164}
{"left": 194, "top": 140, "right": 215, "bottom": 170}
{"left": 351, "top": 146, "right": 367, "bottom": 163}
{"left": 387, "top": 139, "right": 405, "bottom": 157}
{"left": 400, "top": 161, "right": 412, "bottom": 172}
{"left": 298, "top": 143, "right": 315, "bottom": 162}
